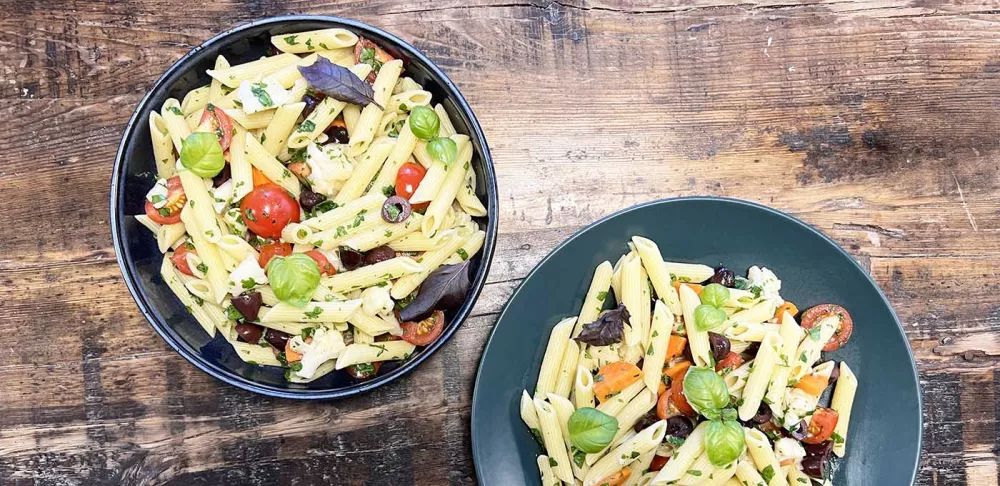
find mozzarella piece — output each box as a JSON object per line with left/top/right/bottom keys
{"left": 360, "top": 285, "right": 393, "bottom": 317}
{"left": 145, "top": 178, "right": 170, "bottom": 208}
{"left": 237, "top": 79, "right": 291, "bottom": 114}
{"left": 211, "top": 179, "right": 233, "bottom": 214}
{"left": 227, "top": 256, "right": 268, "bottom": 296}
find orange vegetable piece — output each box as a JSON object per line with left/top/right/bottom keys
{"left": 794, "top": 374, "right": 830, "bottom": 396}
{"left": 284, "top": 340, "right": 303, "bottom": 362}
{"left": 593, "top": 361, "right": 643, "bottom": 403}
{"left": 774, "top": 302, "right": 799, "bottom": 320}
{"left": 665, "top": 335, "right": 687, "bottom": 362}
{"left": 252, "top": 167, "right": 273, "bottom": 187}
{"left": 662, "top": 360, "right": 692, "bottom": 385}
{"left": 673, "top": 282, "right": 703, "bottom": 295}
{"left": 597, "top": 467, "right": 632, "bottom": 486}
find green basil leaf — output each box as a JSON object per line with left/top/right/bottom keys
{"left": 700, "top": 283, "right": 730, "bottom": 308}
{"left": 705, "top": 419, "right": 745, "bottom": 466}
{"left": 683, "top": 367, "right": 730, "bottom": 418}
{"left": 567, "top": 408, "right": 618, "bottom": 454}
{"left": 180, "top": 132, "right": 225, "bottom": 178}
{"left": 408, "top": 106, "right": 440, "bottom": 140}
{"left": 694, "top": 304, "right": 727, "bottom": 331}
{"left": 426, "top": 137, "right": 458, "bottom": 166}
{"left": 266, "top": 254, "right": 321, "bottom": 308}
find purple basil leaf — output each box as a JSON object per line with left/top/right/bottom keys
{"left": 573, "top": 304, "right": 628, "bottom": 346}
{"left": 298, "top": 57, "right": 382, "bottom": 109}
{"left": 398, "top": 260, "right": 471, "bottom": 322}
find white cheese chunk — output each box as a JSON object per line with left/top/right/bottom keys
{"left": 305, "top": 143, "right": 354, "bottom": 196}
{"left": 227, "top": 256, "right": 268, "bottom": 296}
{"left": 145, "top": 178, "right": 170, "bottom": 208}
{"left": 237, "top": 79, "right": 291, "bottom": 114}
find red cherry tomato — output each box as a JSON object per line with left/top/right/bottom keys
{"left": 715, "top": 352, "right": 744, "bottom": 373}
{"left": 670, "top": 373, "right": 696, "bottom": 416}
{"left": 305, "top": 250, "right": 337, "bottom": 276}
{"left": 801, "top": 304, "right": 853, "bottom": 351}
{"left": 170, "top": 242, "right": 196, "bottom": 276}
{"left": 346, "top": 362, "right": 381, "bottom": 380}
{"left": 144, "top": 176, "right": 186, "bottom": 225}
{"left": 803, "top": 407, "right": 839, "bottom": 444}
{"left": 656, "top": 388, "right": 673, "bottom": 420}
{"left": 258, "top": 242, "right": 292, "bottom": 269}
{"left": 394, "top": 162, "right": 430, "bottom": 211}
{"left": 649, "top": 455, "right": 669, "bottom": 472}
{"left": 240, "top": 184, "right": 301, "bottom": 238}
{"left": 354, "top": 37, "right": 395, "bottom": 83}
{"left": 401, "top": 310, "right": 445, "bottom": 346}
{"left": 198, "top": 104, "right": 234, "bottom": 151}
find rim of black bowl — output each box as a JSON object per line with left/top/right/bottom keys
{"left": 110, "top": 15, "right": 499, "bottom": 400}
{"left": 470, "top": 196, "right": 922, "bottom": 484}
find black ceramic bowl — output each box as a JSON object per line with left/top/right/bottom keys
{"left": 110, "top": 16, "right": 497, "bottom": 399}
{"left": 472, "top": 197, "right": 921, "bottom": 485}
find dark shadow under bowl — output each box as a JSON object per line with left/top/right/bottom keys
{"left": 110, "top": 15, "right": 497, "bottom": 399}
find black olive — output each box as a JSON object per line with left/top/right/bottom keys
{"left": 299, "top": 189, "right": 327, "bottom": 212}
{"left": 212, "top": 163, "right": 231, "bottom": 187}
{"left": 377, "top": 359, "right": 402, "bottom": 376}
{"left": 801, "top": 455, "right": 827, "bottom": 478}
{"left": 827, "top": 362, "right": 841, "bottom": 386}
{"left": 365, "top": 245, "right": 397, "bottom": 265}
{"left": 235, "top": 323, "right": 264, "bottom": 344}
{"left": 301, "top": 91, "right": 325, "bottom": 119}
{"left": 381, "top": 195, "right": 411, "bottom": 223}
{"left": 789, "top": 420, "right": 809, "bottom": 440}
{"left": 665, "top": 416, "right": 695, "bottom": 438}
{"left": 709, "top": 266, "right": 735, "bottom": 287}
{"left": 743, "top": 342, "right": 761, "bottom": 356}
{"left": 633, "top": 412, "right": 659, "bottom": 433}
{"left": 324, "top": 123, "right": 350, "bottom": 144}
{"left": 752, "top": 402, "right": 772, "bottom": 424}
{"left": 804, "top": 440, "right": 833, "bottom": 458}
{"left": 231, "top": 291, "right": 262, "bottom": 322}
{"left": 707, "top": 332, "right": 731, "bottom": 362}
{"left": 264, "top": 329, "right": 291, "bottom": 350}
{"left": 340, "top": 247, "right": 366, "bottom": 270}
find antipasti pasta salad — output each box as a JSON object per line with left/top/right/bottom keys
{"left": 134, "top": 29, "right": 487, "bottom": 383}
{"left": 521, "top": 237, "right": 858, "bottom": 486}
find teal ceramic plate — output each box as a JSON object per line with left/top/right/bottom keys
{"left": 471, "top": 197, "right": 920, "bottom": 485}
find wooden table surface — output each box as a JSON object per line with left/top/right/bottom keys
{"left": 2, "top": 1, "right": 998, "bottom": 484}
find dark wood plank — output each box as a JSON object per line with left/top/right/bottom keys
{"left": 3, "top": 0, "right": 1000, "bottom": 484}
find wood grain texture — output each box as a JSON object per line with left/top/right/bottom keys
{"left": 2, "top": 0, "right": 1000, "bottom": 484}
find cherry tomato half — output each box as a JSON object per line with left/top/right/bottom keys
{"left": 656, "top": 388, "right": 673, "bottom": 420}
{"left": 670, "top": 373, "right": 696, "bottom": 416}
{"left": 258, "top": 242, "right": 292, "bottom": 269}
{"left": 240, "top": 184, "right": 301, "bottom": 238}
{"left": 401, "top": 310, "right": 445, "bottom": 346}
{"left": 346, "top": 362, "right": 381, "bottom": 380}
{"left": 803, "top": 407, "right": 839, "bottom": 444}
{"left": 801, "top": 304, "right": 853, "bottom": 351}
{"left": 354, "top": 37, "right": 395, "bottom": 83}
{"left": 715, "top": 352, "right": 744, "bottom": 373}
{"left": 144, "top": 176, "right": 186, "bottom": 225}
{"left": 394, "top": 162, "right": 429, "bottom": 210}
{"left": 170, "top": 243, "right": 196, "bottom": 276}
{"left": 305, "top": 250, "right": 337, "bottom": 276}
{"left": 198, "top": 104, "right": 234, "bottom": 151}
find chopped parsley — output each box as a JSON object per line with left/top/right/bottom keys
{"left": 196, "top": 263, "right": 209, "bottom": 274}
{"left": 167, "top": 106, "right": 183, "bottom": 116}
{"left": 572, "top": 449, "right": 586, "bottom": 468}
{"left": 761, "top": 465, "right": 775, "bottom": 482}
{"left": 457, "top": 248, "right": 469, "bottom": 260}
{"left": 368, "top": 343, "right": 388, "bottom": 357}
{"left": 283, "top": 35, "right": 298, "bottom": 45}
{"left": 646, "top": 343, "right": 655, "bottom": 356}
{"left": 226, "top": 305, "right": 244, "bottom": 321}
{"left": 297, "top": 120, "right": 316, "bottom": 133}
{"left": 303, "top": 306, "right": 323, "bottom": 319}
{"left": 596, "top": 291, "right": 608, "bottom": 301}
{"left": 250, "top": 83, "right": 274, "bottom": 107}
{"left": 359, "top": 47, "right": 384, "bottom": 73}
{"left": 687, "top": 470, "right": 701, "bottom": 477}
{"left": 806, "top": 325, "right": 823, "bottom": 341}
{"left": 241, "top": 278, "right": 258, "bottom": 289}
{"left": 548, "top": 457, "right": 557, "bottom": 467}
